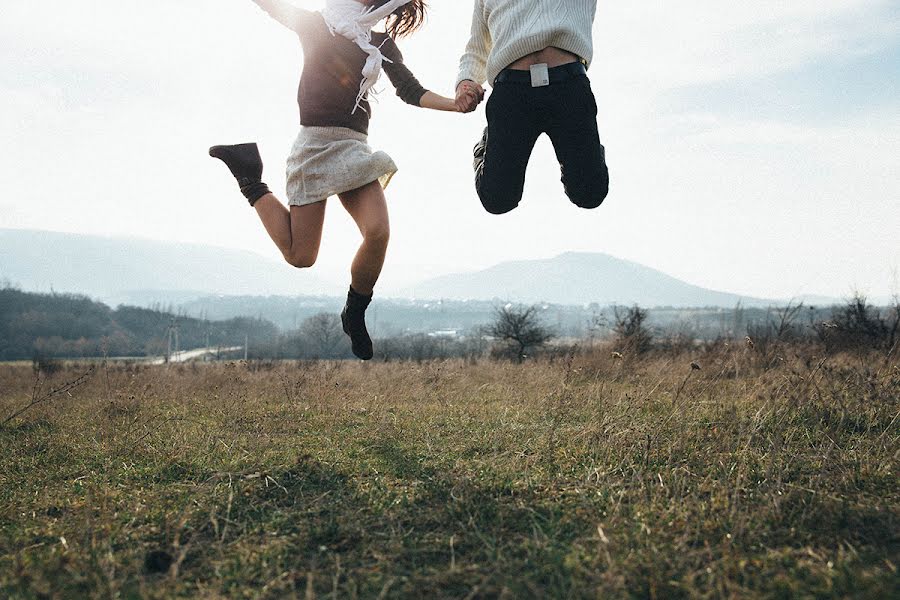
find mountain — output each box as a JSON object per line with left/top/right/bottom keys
{"left": 0, "top": 229, "right": 332, "bottom": 303}
{"left": 2, "top": 230, "right": 826, "bottom": 310}
{"left": 399, "top": 252, "right": 773, "bottom": 308}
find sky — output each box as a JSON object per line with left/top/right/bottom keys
{"left": 1, "top": 0, "right": 898, "bottom": 300}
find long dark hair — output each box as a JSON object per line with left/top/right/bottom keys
{"left": 369, "top": 0, "right": 427, "bottom": 38}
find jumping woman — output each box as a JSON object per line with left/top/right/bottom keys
{"left": 210, "top": 0, "right": 460, "bottom": 360}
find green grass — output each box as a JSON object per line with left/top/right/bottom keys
{"left": 0, "top": 348, "right": 898, "bottom": 598}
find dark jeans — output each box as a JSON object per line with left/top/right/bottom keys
{"left": 474, "top": 71, "right": 609, "bottom": 215}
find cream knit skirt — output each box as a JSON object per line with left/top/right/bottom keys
{"left": 285, "top": 126, "right": 397, "bottom": 206}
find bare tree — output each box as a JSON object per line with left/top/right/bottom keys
{"left": 772, "top": 300, "right": 805, "bottom": 339}
{"left": 300, "top": 313, "right": 345, "bottom": 359}
{"left": 487, "top": 304, "right": 554, "bottom": 363}
{"left": 612, "top": 304, "right": 653, "bottom": 354}
{"left": 586, "top": 308, "right": 608, "bottom": 348}
{"left": 889, "top": 296, "right": 900, "bottom": 352}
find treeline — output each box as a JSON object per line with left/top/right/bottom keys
{"left": 614, "top": 295, "right": 900, "bottom": 357}
{"left": 0, "top": 287, "right": 277, "bottom": 360}
{"left": 249, "top": 314, "right": 485, "bottom": 362}
{"left": 3, "top": 286, "right": 896, "bottom": 363}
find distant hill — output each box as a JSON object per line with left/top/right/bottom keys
{"left": 0, "top": 287, "right": 277, "bottom": 360}
{"left": 400, "top": 252, "right": 773, "bottom": 308}
{"left": 0, "top": 229, "right": 331, "bottom": 303}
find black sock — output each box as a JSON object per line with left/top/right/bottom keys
{"left": 209, "top": 143, "right": 271, "bottom": 206}
{"left": 238, "top": 182, "right": 271, "bottom": 205}
{"left": 348, "top": 286, "right": 373, "bottom": 304}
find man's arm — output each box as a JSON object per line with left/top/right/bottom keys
{"left": 455, "top": 1, "right": 490, "bottom": 113}
{"left": 455, "top": 0, "right": 490, "bottom": 88}
{"left": 250, "top": 0, "right": 313, "bottom": 33}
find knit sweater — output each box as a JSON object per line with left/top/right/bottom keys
{"left": 456, "top": 0, "right": 597, "bottom": 87}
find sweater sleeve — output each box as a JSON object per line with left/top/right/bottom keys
{"left": 455, "top": 0, "right": 491, "bottom": 87}
{"left": 250, "top": 0, "right": 315, "bottom": 35}
{"left": 381, "top": 40, "right": 428, "bottom": 107}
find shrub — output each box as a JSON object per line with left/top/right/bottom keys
{"left": 486, "top": 304, "right": 554, "bottom": 363}
{"left": 612, "top": 304, "right": 653, "bottom": 355}
{"left": 816, "top": 294, "right": 900, "bottom": 354}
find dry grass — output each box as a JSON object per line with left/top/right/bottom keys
{"left": 0, "top": 345, "right": 897, "bottom": 598}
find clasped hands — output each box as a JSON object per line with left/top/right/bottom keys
{"left": 455, "top": 80, "right": 485, "bottom": 113}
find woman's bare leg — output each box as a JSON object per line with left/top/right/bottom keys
{"left": 338, "top": 181, "right": 390, "bottom": 295}
{"left": 209, "top": 143, "right": 326, "bottom": 269}
{"left": 337, "top": 180, "right": 390, "bottom": 360}
{"left": 254, "top": 194, "right": 327, "bottom": 269}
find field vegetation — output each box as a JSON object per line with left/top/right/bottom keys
{"left": 1, "top": 337, "right": 897, "bottom": 598}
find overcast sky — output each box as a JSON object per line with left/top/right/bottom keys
{"left": 2, "top": 0, "right": 898, "bottom": 300}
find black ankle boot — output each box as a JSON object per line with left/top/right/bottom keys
{"left": 341, "top": 287, "right": 374, "bottom": 360}
{"left": 209, "top": 143, "right": 271, "bottom": 206}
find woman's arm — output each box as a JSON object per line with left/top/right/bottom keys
{"left": 250, "top": 0, "right": 313, "bottom": 33}
{"left": 418, "top": 91, "right": 459, "bottom": 113}
{"left": 381, "top": 41, "right": 458, "bottom": 112}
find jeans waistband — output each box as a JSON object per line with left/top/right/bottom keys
{"left": 494, "top": 61, "right": 587, "bottom": 85}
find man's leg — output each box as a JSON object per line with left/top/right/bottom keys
{"left": 474, "top": 84, "right": 542, "bottom": 215}
{"left": 546, "top": 78, "right": 610, "bottom": 209}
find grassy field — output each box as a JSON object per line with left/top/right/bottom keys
{"left": 0, "top": 347, "right": 897, "bottom": 598}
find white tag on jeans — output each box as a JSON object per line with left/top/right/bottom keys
{"left": 530, "top": 63, "right": 550, "bottom": 87}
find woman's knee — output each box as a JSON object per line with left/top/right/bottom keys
{"left": 285, "top": 248, "right": 318, "bottom": 269}
{"left": 364, "top": 223, "right": 390, "bottom": 246}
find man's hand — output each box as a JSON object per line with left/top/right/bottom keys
{"left": 455, "top": 80, "right": 485, "bottom": 113}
